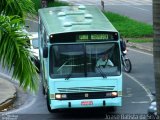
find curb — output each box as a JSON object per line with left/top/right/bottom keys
{"left": 127, "top": 42, "right": 153, "bottom": 53}
{"left": 0, "top": 93, "right": 16, "bottom": 112}
{"left": 0, "top": 75, "right": 17, "bottom": 112}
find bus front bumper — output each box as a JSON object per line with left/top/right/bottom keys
{"left": 50, "top": 97, "right": 122, "bottom": 110}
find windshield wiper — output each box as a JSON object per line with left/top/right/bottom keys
{"left": 65, "top": 71, "right": 73, "bottom": 80}
{"left": 96, "top": 67, "right": 107, "bottom": 78}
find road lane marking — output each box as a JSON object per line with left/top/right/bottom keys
{"left": 123, "top": 94, "right": 133, "bottom": 98}
{"left": 131, "top": 101, "right": 150, "bottom": 104}
{"left": 132, "top": 6, "right": 151, "bottom": 12}
{"left": 64, "top": 0, "right": 152, "bottom": 5}
{"left": 124, "top": 73, "right": 152, "bottom": 101}
{"left": 128, "top": 48, "right": 153, "bottom": 56}
{"left": 127, "top": 5, "right": 152, "bottom": 12}
{"left": 0, "top": 16, "right": 153, "bottom": 113}
{"left": 127, "top": 48, "right": 154, "bottom": 101}
{"left": 1, "top": 71, "right": 152, "bottom": 113}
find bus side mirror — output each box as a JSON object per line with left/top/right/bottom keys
{"left": 43, "top": 47, "right": 48, "bottom": 58}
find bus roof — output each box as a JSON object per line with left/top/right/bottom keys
{"left": 38, "top": 5, "right": 118, "bottom": 35}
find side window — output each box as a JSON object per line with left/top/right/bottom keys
{"left": 39, "top": 20, "right": 48, "bottom": 58}
{"left": 43, "top": 30, "right": 47, "bottom": 47}
{"left": 40, "top": 24, "right": 47, "bottom": 48}
{"left": 40, "top": 23, "right": 44, "bottom": 48}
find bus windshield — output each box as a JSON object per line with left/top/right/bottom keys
{"left": 50, "top": 43, "right": 121, "bottom": 79}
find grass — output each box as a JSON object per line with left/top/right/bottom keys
{"left": 104, "top": 12, "right": 153, "bottom": 38}
{"left": 48, "top": 1, "right": 69, "bottom": 7}
{"left": 30, "top": 1, "right": 153, "bottom": 42}
{"left": 128, "top": 38, "right": 153, "bottom": 43}
{"left": 31, "top": 0, "right": 69, "bottom": 12}
{"left": 31, "top": 0, "right": 41, "bottom": 12}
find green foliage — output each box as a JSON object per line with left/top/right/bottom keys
{"left": 0, "top": 0, "right": 38, "bottom": 92}
{"left": 31, "top": 0, "right": 69, "bottom": 11}
{"left": 104, "top": 12, "right": 153, "bottom": 38}
{"left": 0, "top": 15, "right": 38, "bottom": 92}
{"left": 31, "top": 0, "right": 41, "bottom": 12}
{"left": 48, "top": 1, "right": 69, "bottom": 7}
{"left": 0, "top": 0, "right": 36, "bottom": 18}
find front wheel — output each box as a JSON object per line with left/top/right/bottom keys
{"left": 123, "top": 58, "right": 132, "bottom": 73}
{"left": 46, "top": 92, "right": 53, "bottom": 113}
{"left": 46, "top": 90, "right": 59, "bottom": 113}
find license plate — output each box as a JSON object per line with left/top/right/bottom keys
{"left": 81, "top": 101, "right": 93, "bottom": 106}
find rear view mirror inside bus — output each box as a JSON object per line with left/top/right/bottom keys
{"left": 43, "top": 47, "right": 48, "bottom": 58}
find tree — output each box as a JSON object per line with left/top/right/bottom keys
{"left": 0, "top": 0, "right": 38, "bottom": 92}
{"left": 153, "top": 0, "right": 160, "bottom": 115}
{"left": 0, "top": 0, "right": 36, "bottom": 18}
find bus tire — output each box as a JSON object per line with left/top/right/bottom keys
{"left": 42, "top": 85, "right": 45, "bottom": 95}
{"left": 46, "top": 91, "right": 53, "bottom": 113}
{"left": 46, "top": 90, "right": 59, "bottom": 113}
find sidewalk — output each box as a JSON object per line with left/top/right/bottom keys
{"left": 0, "top": 76, "right": 16, "bottom": 112}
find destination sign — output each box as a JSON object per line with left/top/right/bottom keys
{"left": 49, "top": 32, "right": 118, "bottom": 43}
{"left": 77, "top": 34, "right": 113, "bottom": 41}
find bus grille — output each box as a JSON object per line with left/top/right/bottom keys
{"left": 57, "top": 86, "right": 115, "bottom": 93}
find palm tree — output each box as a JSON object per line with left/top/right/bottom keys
{"left": 0, "top": 0, "right": 38, "bottom": 92}
{"left": 0, "top": 0, "right": 36, "bottom": 18}
{"left": 153, "top": 0, "right": 160, "bottom": 114}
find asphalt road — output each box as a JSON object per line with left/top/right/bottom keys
{"left": 102, "top": 5, "right": 152, "bottom": 25}
{"left": 1, "top": 48, "right": 154, "bottom": 120}
{"left": 1, "top": 1, "right": 155, "bottom": 119}
{"left": 126, "top": 49, "right": 155, "bottom": 93}
{"left": 64, "top": 0, "right": 152, "bottom": 24}
{"left": 24, "top": 0, "right": 152, "bottom": 32}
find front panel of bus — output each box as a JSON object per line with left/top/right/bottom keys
{"left": 46, "top": 34, "right": 122, "bottom": 110}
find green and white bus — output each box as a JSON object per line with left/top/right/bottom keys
{"left": 38, "top": 5, "right": 122, "bottom": 112}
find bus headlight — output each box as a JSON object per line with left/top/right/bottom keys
{"left": 55, "top": 94, "right": 67, "bottom": 99}
{"left": 111, "top": 92, "right": 118, "bottom": 97}
{"left": 55, "top": 94, "right": 62, "bottom": 99}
